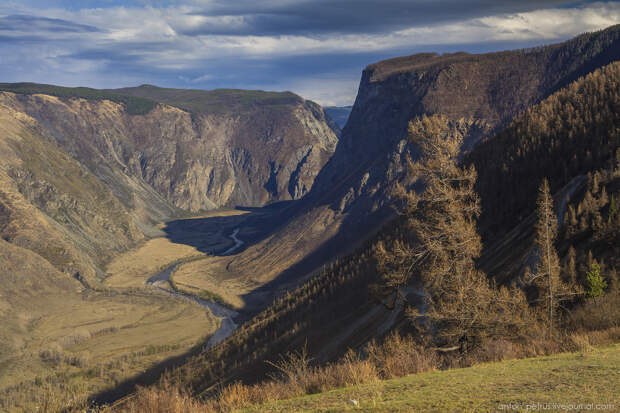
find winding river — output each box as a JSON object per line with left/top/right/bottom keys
{"left": 146, "top": 228, "right": 244, "bottom": 348}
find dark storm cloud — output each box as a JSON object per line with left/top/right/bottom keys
{"left": 0, "top": 15, "right": 100, "bottom": 34}
{"left": 182, "top": 0, "right": 577, "bottom": 36}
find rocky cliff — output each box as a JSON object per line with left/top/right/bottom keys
{"left": 110, "top": 85, "right": 340, "bottom": 207}
{"left": 310, "top": 25, "right": 620, "bottom": 216}
{"left": 2, "top": 86, "right": 338, "bottom": 211}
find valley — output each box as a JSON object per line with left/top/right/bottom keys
{"left": 0, "top": 82, "right": 341, "bottom": 410}
{"left": 0, "top": 18, "right": 618, "bottom": 412}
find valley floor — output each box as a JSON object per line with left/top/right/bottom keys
{"left": 246, "top": 344, "right": 620, "bottom": 412}
{"left": 105, "top": 208, "right": 262, "bottom": 309}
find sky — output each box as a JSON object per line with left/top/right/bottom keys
{"left": 0, "top": 1, "right": 619, "bottom": 106}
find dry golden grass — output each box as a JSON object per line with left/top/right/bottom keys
{"left": 105, "top": 382, "right": 207, "bottom": 413}
{"left": 104, "top": 238, "right": 204, "bottom": 288}
{"left": 0, "top": 289, "right": 217, "bottom": 390}
{"left": 172, "top": 258, "right": 255, "bottom": 309}
{"left": 0, "top": 238, "right": 219, "bottom": 412}
{"left": 107, "top": 329, "right": 620, "bottom": 413}
{"left": 176, "top": 208, "right": 249, "bottom": 219}
{"left": 63, "top": 294, "right": 216, "bottom": 359}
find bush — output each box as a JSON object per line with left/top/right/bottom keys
{"left": 60, "top": 329, "right": 92, "bottom": 348}
{"left": 568, "top": 290, "right": 620, "bottom": 331}
{"left": 39, "top": 346, "right": 64, "bottom": 366}
{"left": 367, "top": 333, "right": 437, "bottom": 379}
{"left": 39, "top": 345, "right": 89, "bottom": 368}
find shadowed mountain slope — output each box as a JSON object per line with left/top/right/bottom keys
{"left": 206, "top": 25, "right": 620, "bottom": 307}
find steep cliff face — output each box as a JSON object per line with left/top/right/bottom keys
{"left": 310, "top": 25, "right": 620, "bottom": 216}
{"left": 4, "top": 87, "right": 338, "bottom": 212}
{"left": 115, "top": 86, "right": 339, "bottom": 208}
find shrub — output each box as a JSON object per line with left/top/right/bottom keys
{"left": 585, "top": 263, "right": 608, "bottom": 298}
{"left": 39, "top": 346, "right": 64, "bottom": 366}
{"left": 568, "top": 290, "right": 620, "bottom": 331}
{"left": 366, "top": 333, "right": 437, "bottom": 379}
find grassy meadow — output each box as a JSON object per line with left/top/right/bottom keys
{"left": 245, "top": 344, "right": 620, "bottom": 412}
{"left": 104, "top": 237, "right": 204, "bottom": 288}
{"left": 0, "top": 288, "right": 217, "bottom": 412}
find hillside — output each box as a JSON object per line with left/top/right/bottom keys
{"left": 246, "top": 344, "right": 620, "bottom": 412}
{"left": 128, "top": 59, "right": 620, "bottom": 402}
{"left": 0, "top": 96, "right": 147, "bottom": 283}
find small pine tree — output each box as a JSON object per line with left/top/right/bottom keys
{"left": 585, "top": 262, "right": 607, "bottom": 298}
{"left": 582, "top": 190, "right": 596, "bottom": 214}
{"left": 592, "top": 171, "right": 600, "bottom": 194}
{"left": 599, "top": 186, "right": 608, "bottom": 206}
{"left": 564, "top": 205, "right": 578, "bottom": 238}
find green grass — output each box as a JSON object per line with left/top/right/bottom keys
{"left": 112, "top": 84, "right": 303, "bottom": 114}
{"left": 246, "top": 344, "right": 620, "bottom": 412}
{"left": 0, "top": 82, "right": 303, "bottom": 116}
{"left": 0, "top": 82, "right": 157, "bottom": 114}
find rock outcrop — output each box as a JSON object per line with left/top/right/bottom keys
{"left": 310, "top": 25, "right": 620, "bottom": 217}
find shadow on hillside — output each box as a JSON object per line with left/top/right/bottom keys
{"left": 89, "top": 340, "right": 207, "bottom": 406}
{"left": 237, "top": 207, "right": 394, "bottom": 312}
{"left": 162, "top": 200, "right": 297, "bottom": 256}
